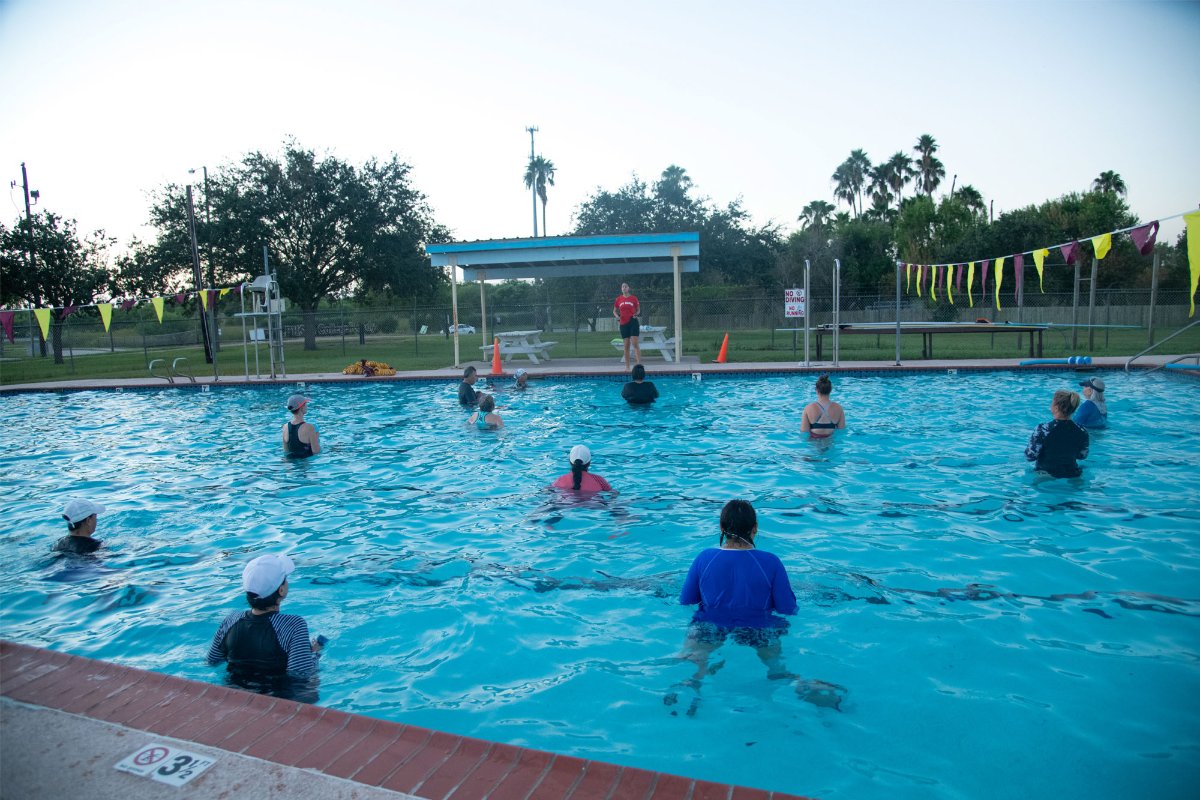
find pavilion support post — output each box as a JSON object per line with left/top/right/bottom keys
{"left": 450, "top": 255, "right": 460, "bottom": 368}
{"left": 479, "top": 272, "right": 488, "bottom": 349}
{"left": 672, "top": 245, "right": 682, "bottom": 363}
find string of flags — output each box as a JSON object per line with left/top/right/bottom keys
{"left": 0, "top": 284, "right": 246, "bottom": 344}
{"left": 901, "top": 209, "right": 1200, "bottom": 316}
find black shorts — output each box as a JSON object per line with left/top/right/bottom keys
{"left": 619, "top": 318, "right": 640, "bottom": 339}
{"left": 687, "top": 619, "right": 788, "bottom": 649}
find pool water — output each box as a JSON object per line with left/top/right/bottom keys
{"left": 0, "top": 371, "right": 1197, "bottom": 800}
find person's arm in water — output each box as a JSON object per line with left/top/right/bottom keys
{"left": 679, "top": 554, "right": 704, "bottom": 606}
{"left": 205, "top": 612, "right": 238, "bottom": 666}
{"left": 1025, "top": 424, "right": 1047, "bottom": 462}
{"left": 276, "top": 615, "right": 321, "bottom": 679}
{"left": 767, "top": 554, "right": 799, "bottom": 615}
{"left": 304, "top": 423, "right": 321, "bottom": 455}
{"left": 800, "top": 403, "right": 814, "bottom": 434}
{"left": 1075, "top": 427, "right": 1089, "bottom": 461}
{"left": 834, "top": 402, "right": 846, "bottom": 430}
{"left": 490, "top": 414, "right": 505, "bottom": 428}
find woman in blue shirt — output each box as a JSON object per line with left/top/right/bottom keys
{"left": 1073, "top": 377, "right": 1108, "bottom": 429}
{"left": 671, "top": 500, "right": 845, "bottom": 713}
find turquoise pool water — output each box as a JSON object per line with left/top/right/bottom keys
{"left": 0, "top": 371, "right": 1197, "bottom": 800}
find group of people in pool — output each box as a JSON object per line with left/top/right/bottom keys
{"left": 1025, "top": 377, "right": 1109, "bottom": 478}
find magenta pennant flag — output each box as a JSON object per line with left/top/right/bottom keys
{"left": 173, "top": 293, "right": 186, "bottom": 305}
{"left": 1013, "top": 254, "right": 1025, "bottom": 297}
{"left": 120, "top": 299, "right": 135, "bottom": 311}
{"left": 955, "top": 264, "right": 963, "bottom": 293}
{"left": 60, "top": 305, "right": 77, "bottom": 320}
{"left": 1061, "top": 241, "right": 1080, "bottom": 265}
{"left": 0, "top": 310, "right": 14, "bottom": 343}
{"left": 1129, "top": 221, "right": 1159, "bottom": 255}
{"left": 980, "top": 260, "right": 991, "bottom": 296}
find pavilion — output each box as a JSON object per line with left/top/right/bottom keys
{"left": 425, "top": 232, "right": 700, "bottom": 366}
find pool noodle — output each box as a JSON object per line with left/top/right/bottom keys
{"left": 1018, "top": 356, "right": 1093, "bottom": 366}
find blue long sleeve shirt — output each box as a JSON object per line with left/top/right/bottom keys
{"left": 679, "top": 548, "right": 797, "bottom": 628}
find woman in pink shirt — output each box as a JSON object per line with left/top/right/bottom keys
{"left": 552, "top": 445, "right": 614, "bottom": 493}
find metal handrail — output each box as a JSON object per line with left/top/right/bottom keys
{"left": 148, "top": 359, "right": 174, "bottom": 384}
{"left": 1124, "top": 319, "right": 1200, "bottom": 372}
{"left": 171, "top": 357, "right": 196, "bottom": 383}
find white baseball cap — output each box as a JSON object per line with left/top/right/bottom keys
{"left": 242, "top": 554, "right": 295, "bottom": 597}
{"left": 569, "top": 445, "right": 591, "bottom": 464}
{"left": 515, "top": 368, "right": 528, "bottom": 379}
{"left": 63, "top": 499, "right": 106, "bottom": 525}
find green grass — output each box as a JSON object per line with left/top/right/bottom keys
{"left": 3, "top": 326, "right": 1198, "bottom": 385}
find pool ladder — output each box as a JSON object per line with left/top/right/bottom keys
{"left": 1124, "top": 319, "right": 1200, "bottom": 373}
{"left": 148, "top": 357, "right": 197, "bottom": 384}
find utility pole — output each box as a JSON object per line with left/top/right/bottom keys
{"left": 16, "top": 163, "right": 45, "bottom": 356}
{"left": 526, "top": 126, "right": 538, "bottom": 237}
{"left": 186, "top": 184, "right": 215, "bottom": 365}
{"left": 190, "top": 166, "right": 218, "bottom": 351}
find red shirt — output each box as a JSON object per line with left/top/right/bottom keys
{"left": 613, "top": 294, "right": 639, "bottom": 325}
{"left": 552, "top": 472, "right": 613, "bottom": 492}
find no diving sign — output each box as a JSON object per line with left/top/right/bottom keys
{"left": 784, "top": 288, "right": 806, "bottom": 318}
{"left": 115, "top": 742, "right": 216, "bottom": 787}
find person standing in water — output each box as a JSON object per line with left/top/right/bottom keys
{"left": 282, "top": 394, "right": 320, "bottom": 458}
{"left": 801, "top": 375, "right": 846, "bottom": 439}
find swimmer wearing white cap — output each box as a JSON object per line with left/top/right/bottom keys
{"left": 551, "top": 445, "right": 615, "bottom": 493}
{"left": 282, "top": 393, "right": 321, "bottom": 458}
{"left": 53, "top": 498, "right": 107, "bottom": 554}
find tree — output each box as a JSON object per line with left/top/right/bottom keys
{"left": 523, "top": 155, "right": 557, "bottom": 236}
{"left": 798, "top": 200, "right": 836, "bottom": 234}
{"left": 885, "top": 152, "right": 915, "bottom": 207}
{"left": 0, "top": 212, "right": 114, "bottom": 363}
{"left": 831, "top": 163, "right": 857, "bottom": 216}
{"left": 954, "top": 185, "right": 987, "bottom": 219}
{"left": 142, "top": 141, "right": 446, "bottom": 350}
{"left": 1091, "top": 170, "right": 1127, "bottom": 197}
{"left": 913, "top": 134, "right": 945, "bottom": 197}
{"left": 846, "top": 149, "right": 871, "bottom": 216}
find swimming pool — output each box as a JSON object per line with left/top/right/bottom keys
{"left": 1, "top": 370, "right": 1197, "bottom": 800}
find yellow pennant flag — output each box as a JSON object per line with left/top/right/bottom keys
{"left": 967, "top": 262, "right": 975, "bottom": 307}
{"left": 916, "top": 266, "right": 923, "bottom": 297}
{"left": 1186, "top": 211, "right": 1200, "bottom": 316}
{"left": 1032, "top": 248, "right": 1049, "bottom": 292}
{"left": 994, "top": 256, "right": 1006, "bottom": 310}
{"left": 930, "top": 266, "right": 938, "bottom": 302}
{"left": 947, "top": 266, "right": 955, "bottom": 305}
{"left": 33, "top": 308, "right": 51, "bottom": 340}
{"left": 905, "top": 264, "right": 912, "bottom": 293}
{"left": 1091, "top": 233, "right": 1112, "bottom": 260}
{"left": 219, "top": 287, "right": 231, "bottom": 297}
{"left": 152, "top": 296, "right": 165, "bottom": 323}
{"left": 199, "top": 290, "right": 209, "bottom": 310}
{"left": 97, "top": 303, "right": 113, "bottom": 332}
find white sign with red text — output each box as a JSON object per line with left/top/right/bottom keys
{"left": 785, "top": 288, "right": 806, "bottom": 318}
{"left": 115, "top": 743, "right": 216, "bottom": 787}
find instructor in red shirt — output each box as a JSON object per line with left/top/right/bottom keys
{"left": 613, "top": 282, "right": 641, "bottom": 369}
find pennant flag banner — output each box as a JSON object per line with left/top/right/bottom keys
{"left": 0, "top": 310, "right": 14, "bottom": 343}
{"left": 947, "top": 265, "right": 955, "bottom": 305}
{"left": 33, "top": 308, "right": 51, "bottom": 340}
{"left": 955, "top": 264, "right": 963, "bottom": 294}
{"left": 60, "top": 305, "right": 77, "bottom": 321}
{"left": 1091, "top": 233, "right": 1112, "bottom": 260}
{"left": 1032, "top": 248, "right": 1049, "bottom": 291}
{"left": 917, "top": 265, "right": 923, "bottom": 297}
{"left": 931, "top": 266, "right": 938, "bottom": 302}
{"left": 152, "top": 296, "right": 165, "bottom": 323}
{"left": 1186, "top": 211, "right": 1200, "bottom": 317}
{"left": 1061, "top": 241, "right": 1079, "bottom": 265}
{"left": 200, "top": 290, "right": 209, "bottom": 311}
{"left": 120, "top": 299, "right": 136, "bottom": 311}
{"left": 967, "top": 262, "right": 976, "bottom": 307}
{"left": 1130, "top": 221, "right": 1159, "bottom": 255}
{"left": 219, "top": 287, "right": 231, "bottom": 297}
{"left": 97, "top": 303, "right": 113, "bottom": 332}
{"left": 994, "top": 256, "right": 1006, "bottom": 310}
{"left": 173, "top": 293, "right": 186, "bottom": 305}
{"left": 981, "top": 260, "right": 991, "bottom": 300}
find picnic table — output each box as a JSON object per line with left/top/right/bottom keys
{"left": 481, "top": 330, "right": 557, "bottom": 364}
{"left": 612, "top": 325, "right": 676, "bottom": 363}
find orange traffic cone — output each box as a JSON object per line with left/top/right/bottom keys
{"left": 713, "top": 332, "right": 729, "bottom": 364}
{"left": 491, "top": 338, "right": 503, "bottom": 375}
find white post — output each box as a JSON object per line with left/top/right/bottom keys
{"left": 833, "top": 258, "right": 841, "bottom": 367}
{"left": 672, "top": 245, "right": 683, "bottom": 363}
{"left": 803, "top": 259, "right": 811, "bottom": 366}
{"left": 450, "top": 255, "right": 460, "bottom": 367}
{"left": 479, "top": 272, "right": 487, "bottom": 348}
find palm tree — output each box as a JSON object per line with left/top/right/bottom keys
{"left": 831, "top": 163, "right": 857, "bottom": 215}
{"left": 955, "top": 184, "right": 986, "bottom": 217}
{"left": 846, "top": 149, "right": 871, "bottom": 216}
{"left": 868, "top": 164, "right": 894, "bottom": 209}
{"left": 798, "top": 200, "right": 835, "bottom": 233}
{"left": 1091, "top": 170, "right": 1127, "bottom": 196}
{"left": 885, "top": 152, "right": 914, "bottom": 206}
{"left": 523, "top": 155, "right": 556, "bottom": 236}
{"left": 913, "top": 134, "right": 945, "bottom": 196}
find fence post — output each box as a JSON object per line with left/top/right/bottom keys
{"left": 414, "top": 295, "right": 419, "bottom": 357}
{"left": 1071, "top": 259, "right": 1081, "bottom": 349}
{"left": 1087, "top": 256, "right": 1098, "bottom": 351}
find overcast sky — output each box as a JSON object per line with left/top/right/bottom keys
{"left": 1, "top": 0, "right": 1197, "bottom": 254}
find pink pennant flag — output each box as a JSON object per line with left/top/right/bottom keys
{"left": 1129, "top": 221, "right": 1159, "bottom": 255}
{"left": 60, "top": 305, "right": 77, "bottom": 320}
{"left": 955, "top": 264, "right": 963, "bottom": 293}
{"left": 120, "top": 299, "right": 136, "bottom": 311}
{"left": 1061, "top": 241, "right": 1080, "bottom": 265}
{"left": 1014, "top": 254, "right": 1025, "bottom": 300}
{"left": 980, "top": 260, "right": 991, "bottom": 296}
{"left": 173, "top": 293, "right": 186, "bottom": 305}
{"left": 0, "top": 310, "right": 14, "bottom": 343}
{"left": 207, "top": 290, "right": 217, "bottom": 309}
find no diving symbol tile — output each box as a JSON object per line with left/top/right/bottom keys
{"left": 116, "top": 743, "right": 216, "bottom": 787}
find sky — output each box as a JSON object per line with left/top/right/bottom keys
{"left": 1, "top": 0, "right": 1197, "bottom": 256}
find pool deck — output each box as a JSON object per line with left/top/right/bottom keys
{"left": 1, "top": 353, "right": 1192, "bottom": 394}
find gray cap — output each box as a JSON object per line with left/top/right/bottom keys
{"left": 1079, "top": 378, "right": 1105, "bottom": 392}
{"left": 286, "top": 394, "right": 311, "bottom": 412}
